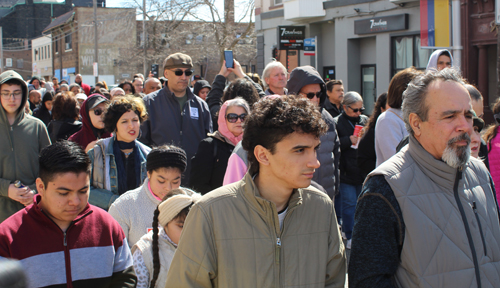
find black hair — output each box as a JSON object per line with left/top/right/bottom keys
{"left": 222, "top": 78, "right": 260, "bottom": 108}
{"left": 242, "top": 95, "right": 328, "bottom": 174}
{"left": 360, "top": 92, "right": 387, "bottom": 138}
{"left": 465, "top": 84, "right": 483, "bottom": 102}
{"left": 325, "top": 79, "right": 343, "bottom": 92}
{"left": 118, "top": 81, "right": 136, "bottom": 95}
{"left": 150, "top": 189, "right": 193, "bottom": 288}
{"left": 103, "top": 96, "right": 147, "bottom": 133}
{"left": 38, "top": 140, "right": 91, "bottom": 187}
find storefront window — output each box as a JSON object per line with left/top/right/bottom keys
{"left": 392, "top": 35, "right": 431, "bottom": 75}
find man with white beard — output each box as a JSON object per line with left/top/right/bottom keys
{"left": 349, "top": 68, "right": 500, "bottom": 288}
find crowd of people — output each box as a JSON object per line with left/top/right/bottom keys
{"left": 0, "top": 48, "right": 500, "bottom": 288}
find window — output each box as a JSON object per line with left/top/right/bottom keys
{"left": 44, "top": 46, "right": 47, "bottom": 59}
{"left": 65, "top": 33, "right": 72, "bottom": 50}
{"left": 195, "top": 35, "right": 203, "bottom": 44}
{"left": 274, "top": 0, "right": 282, "bottom": 5}
{"left": 392, "top": 34, "right": 431, "bottom": 76}
{"left": 55, "top": 39, "right": 59, "bottom": 53}
{"left": 48, "top": 45, "right": 50, "bottom": 58}
{"left": 17, "top": 58, "right": 23, "bottom": 68}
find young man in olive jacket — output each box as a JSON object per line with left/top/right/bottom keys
{"left": 0, "top": 70, "right": 50, "bottom": 223}
{"left": 165, "top": 95, "right": 346, "bottom": 288}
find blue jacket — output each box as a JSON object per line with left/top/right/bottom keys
{"left": 140, "top": 83, "right": 212, "bottom": 186}
{"left": 88, "top": 137, "right": 150, "bottom": 210}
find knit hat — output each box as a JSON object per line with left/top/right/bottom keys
{"left": 146, "top": 147, "right": 187, "bottom": 173}
{"left": 158, "top": 193, "right": 202, "bottom": 227}
{"left": 163, "top": 53, "right": 193, "bottom": 70}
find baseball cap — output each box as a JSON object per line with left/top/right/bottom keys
{"left": 86, "top": 94, "right": 109, "bottom": 110}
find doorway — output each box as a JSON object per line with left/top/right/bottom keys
{"left": 361, "top": 65, "right": 376, "bottom": 115}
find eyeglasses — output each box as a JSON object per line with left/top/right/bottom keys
{"left": 93, "top": 108, "right": 105, "bottom": 116}
{"left": 348, "top": 106, "right": 365, "bottom": 113}
{"left": 1, "top": 91, "right": 23, "bottom": 100}
{"left": 226, "top": 113, "right": 247, "bottom": 123}
{"left": 300, "top": 91, "right": 321, "bottom": 99}
{"left": 171, "top": 69, "right": 194, "bottom": 77}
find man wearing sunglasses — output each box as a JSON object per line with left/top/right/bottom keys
{"left": 141, "top": 53, "right": 212, "bottom": 186}
{"left": 286, "top": 66, "right": 341, "bottom": 209}
{"left": 0, "top": 70, "right": 51, "bottom": 223}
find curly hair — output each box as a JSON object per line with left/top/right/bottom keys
{"left": 483, "top": 97, "right": 500, "bottom": 151}
{"left": 222, "top": 78, "right": 260, "bottom": 108}
{"left": 150, "top": 189, "right": 193, "bottom": 288}
{"left": 242, "top": 95, "right": 328, "bottom": 174}
{"left": 52, "top": 92, "right": 79, "bottom": 120}
{"left": 103, "top": 95, "right": 147, "bottom": 133}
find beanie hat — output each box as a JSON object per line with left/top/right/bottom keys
{"left": 158, "top": 193, "right": 202, "bottom": 227}
{"left": 146, "top": 147, "right": 187, "bottom": 173}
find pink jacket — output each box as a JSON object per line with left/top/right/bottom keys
{"left": 488, "top": 126, "right": 500, "bottom": 199}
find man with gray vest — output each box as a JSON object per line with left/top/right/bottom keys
{"left": 349, "top": 68, "right": 500, "bottom": 287}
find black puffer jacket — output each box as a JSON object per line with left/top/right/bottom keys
{"left": 334, "top": 112, "right": 368, "bottom": 185}
{"left": 287, "top": 66, "right": 340, "bottom": 198}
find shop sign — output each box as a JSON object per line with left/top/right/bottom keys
{"left": 278, "top": 26, "right": 306, "bottom": 50}
{"left": 355, "top": 14, "right": 408, "bottom": 35}
{"left": 304, "top": 38, "right": 315, "bottom": 56}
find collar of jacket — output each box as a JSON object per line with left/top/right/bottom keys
{"left": 163, "top": 81, "right": 196, "bottom": 101}
{"left": 407, "top": 135, "right": 459, "bottom": 191}
{"left": 240, "top": 173, "right": 303, "bottom": 218}
{"left": 32, "top": 194, "right": 93, "bottom": 228}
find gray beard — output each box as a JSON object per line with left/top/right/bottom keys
{"left": 441, "top": 133, "right": 471, "bottom": 168}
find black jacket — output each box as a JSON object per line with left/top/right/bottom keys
{"left": 357, "top": 127, "right": 376, "bottom": 177}
{"left": 334, "top": 112, "right": 369, "bottom": 185}
{"left": 47, "top": 118, "right": 82, "bottom": 143}
{"left": 190, "top": 135, "right": 234, "bottom": 194}
{"left": 324, "top": 98, "right": 343, "bottom": 119}
{"left": 33, "top": 107, "right": 52, "bottom": 127}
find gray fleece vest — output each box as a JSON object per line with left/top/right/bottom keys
{"left": 368, "top": 136, "right": 500, "bottom": 287}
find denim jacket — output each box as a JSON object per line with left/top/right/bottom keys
{"left": 88, "top": 137, "right": 151, "bottom": 210}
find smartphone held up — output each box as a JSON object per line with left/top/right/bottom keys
{"left": 224, "top": 50, "right": 234, "bottom": 68}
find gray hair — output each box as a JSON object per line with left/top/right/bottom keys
{"left": 342, "top": 91, "right": 363, "bottom": 107}
{"left": 225, "top": 97, "right": 250, "bottom": 114}
{"left": 69, "top": 83, "right": 81, "bottom": 91}
{"left": 60, "top": 84, "right": 69, "bottom": 89}
{"left": 262, "top": 61, "right": 287, "bottom": 89}
{"left": 402, "top": 68, "right": 466, "bottom": 136}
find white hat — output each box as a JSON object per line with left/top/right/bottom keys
{"left": 76, "top": 93, "right": 87, "bottom": 101}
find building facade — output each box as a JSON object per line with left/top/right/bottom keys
{"left": 32, "top": 35, "right": 52, "bottom": 80}
{"left": 256, "top": 0, "right": 432, "bottom": 113}
{"left": 43, "top": 7, "right": 136, "bottom": 85}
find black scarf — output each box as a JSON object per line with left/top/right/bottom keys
{"left": 113, "top": 139, "right": 141, "bottom": 195}
{"left": 342, "top": 111, "right": 361, "bottom": 125}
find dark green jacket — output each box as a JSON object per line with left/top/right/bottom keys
{"left": 0, "top": 70, "right": 51, "bottom": 223}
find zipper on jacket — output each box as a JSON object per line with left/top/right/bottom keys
{"left": 63, "top": 231, "right": 67, "bottom": 246}
{"left": 472, "top": 201, "right": 487, "bottom": 257}
{"left": 453, "top": 168, "right": 482, "bottom": 288}
{"left": 275, "top": 237, "right": 281, "bottom": 264}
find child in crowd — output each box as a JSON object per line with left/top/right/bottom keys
{"left": 132, "top": 189, "right": 201, "bottom": 288}
{"left": 109, "top": 145, "right": 194, "bottom": 247}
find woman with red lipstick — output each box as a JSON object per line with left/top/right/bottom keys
{"left": 190, "top": 98, "right": 250, "bottom": 194}
{"left": 87, "top": 95, "right": 150, "bottom": 210}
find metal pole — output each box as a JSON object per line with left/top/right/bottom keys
{"left": 143, "top": 0, "right": 147, "bottom": 76}
{"left": 0, "top": 27, "right": 3, "bottom": 73}
{"left": 451, "top": 0, "right": 461, "bottom": 68}
{"left": 314, "top": 36, "right": 318, "bottom": 70}
{"left": 94, "top": 0, "right": 98, "bottom": 85}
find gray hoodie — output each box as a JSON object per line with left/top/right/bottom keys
{"left": 286, "top": 66, "right": 340, "bottom": 198}
{"left": 426, "top": 49, "right": 453, "bottom": 71}
{"left": 0, "top": 70, "right": 51, "bottom": 223}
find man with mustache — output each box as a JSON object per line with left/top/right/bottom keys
{"left": 140, "top": 53, "right": 212, "bottom": 186}
{"left": 349, "top": 68, "right": 500, "bottom": 287}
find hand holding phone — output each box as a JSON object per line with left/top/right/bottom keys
{"left": 224, "top": 50, "right": 234, "bottom": 68}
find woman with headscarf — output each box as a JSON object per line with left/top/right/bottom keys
{"left": 68, "top": 94, "right": 111, "bottom": 152}
{"left": 33, "top": 91, "right": 54, "bottom": 126}
{"left": 190, "top": 98, "right": 250, "bottom": 194}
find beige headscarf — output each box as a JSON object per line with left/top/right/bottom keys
{"left": 158, "top": 193, "right": 202, "bottom": 227}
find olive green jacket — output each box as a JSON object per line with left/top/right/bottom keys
{"left": 0, "top": 70, "right": 50, "bottom": 223}
{"left": 165, "top": 173, "right": 346, "bottom": 287}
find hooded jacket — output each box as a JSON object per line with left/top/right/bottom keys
{"left": 48, "top": 118, "right": 82, "bottom": 143}
{"left": 140, "top": 82, "right": 212, "bottom": 186}
{"left": 193, "top": 80, "right": 211, "bottom": 97}
{"left": 190, "top": 101, "right": 242, "bottom": 194}
{"left": 286, "top": 66, "right": 341, "bottom": 198}
{"left": 68, "top": 94, "right": 111, "bottom": 150}
{"left": 165, "top": 173, "right": 346, "bottom": 287}
{"left": 32, "top": 91, "right": 53, "bottom": 126}
{"left": 426, "top": 49, "right": 454, "bottom": 71}
{"left": 0, "top": 70, "right": 51, "bottom": 223}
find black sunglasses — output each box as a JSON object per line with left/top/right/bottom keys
{"left": 348, "top": 106, "right": 365, "bottom": 113}
{"left": 172, "top": 69, "right": 193, "bottom": 77}
{"left": 93, "top": 109, "right": 105, "bottom": 116}
{"left": 301, "top": 91, "right": 322, "bottom": 99}
{"left": 226, "top": 113, "right": 247, "bottom": 123}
